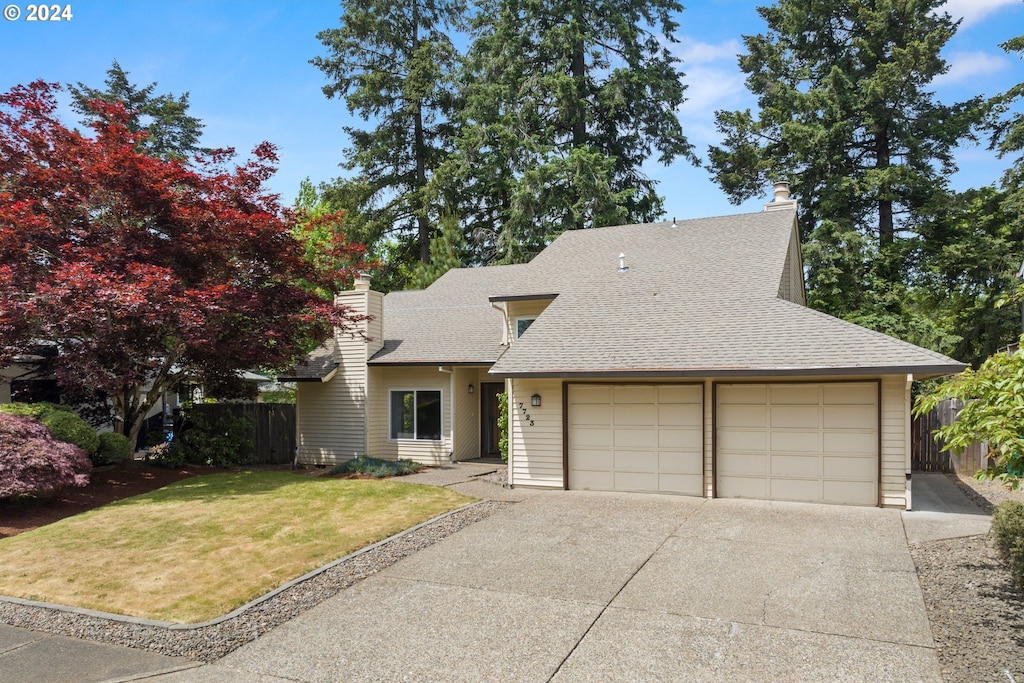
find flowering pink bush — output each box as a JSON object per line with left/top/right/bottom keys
{"left": 0, "top": 412, "right": 91, "bottom": 499}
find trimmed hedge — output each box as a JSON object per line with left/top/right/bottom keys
{"left": 0, "top": 401, "right": 100, "bottom": 456}
{"left": 96, "top": 431, "right": 132, "bottom": 466}
{"left": 992, "top": 500, "right": 1024, "bottom": 591}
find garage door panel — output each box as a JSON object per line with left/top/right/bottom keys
{"left": 658, "top": 385, "right": 702, "bottom": 404}
{"left": 717, "top": 382, "right": 878, "bottom": 506}
{"left": 822, "top": 455, "right": 875, "bottom": 479}
{"left": 718, "top": 384, "right": 767, "bottom": 404}
{"left": 771, "top": 406, "right": 820, "bottom": 429}
{"left": 660, "top": 473, "right": 702, "bottom": 494}
{"left": 659, "top": 428, "right": 701, "bottom": 449}
{"left": 658, "top": 450, "right": 702, "bottom": 474}
{"left": 573, "top": 427, "right": 611, "bottom": 448}
{"left": 614, "top": 428, "right": 656, "bottom": 449}
{"left": 571, "top": 404, "right": 611, "bottom": 425}
{"left": 721, "top": 405, "right": 767, "bottom": 428}
{"left": 770, "top": 385, "right": 820, "bottom": 405}
{"left": 769, "top": 431, "right": 821, "bottom": 453}
{"left": 572, "top": 448, "right": 613, "bottom": 469}
{"left": 572, "top": 385, "right": 612, "bottom": 404}
{"left": 770, "top": 478, "right": 821, "bottom": 501}
{"left": 771, "top": 455, "right": 821, "bottom": 477}
{"left": 718, "top": 475, "right": 766, "bottom": 499}
{"left": 614, "top": 449, "right": 657, "bottom": 472}
{"left": 823, "top": 405, "right": 874, "bottom": 429}
{"left": 718, "top": 451, "right": 767, "bottom": 475}
{"left": 613, "top": 404, "right": 657, "bottom": 426}
{"left": 572, "top": 469, "right": 614, "bottom": 490}
{"left": 823, "top": 431, "right": 875, "bottom": 455}
{"left": 824, "top": 384, "right": 876, "bottom": 405}
{"left": 613, "top": 385, "right": 655, "bottom": 404}
{"left": 658, "top": 404, "right": 702, "bottom": 426}
{"left": 614, "top": 471, "right": 659, "bottom": 491}
{"left": 823, "top": 480, "right": 876, "bottom": 505}
{"left": 718, "top": 430, "right": 767, "bottom": 451}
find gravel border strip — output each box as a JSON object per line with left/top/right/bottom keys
{"left": 0, "top": 499, "right": 511, "bottom": 662}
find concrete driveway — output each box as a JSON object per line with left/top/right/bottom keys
{"left": 145, "top": 492, "right": 941, "bottom": 682}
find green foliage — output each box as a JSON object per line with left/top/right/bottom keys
{"left": 328, "top": 456, "right": 424, "bottom": 478}
{"left": 144, "top": 442, "right": 186, "bottom": 469}
{"left": 437, "top": 0, "right": 692, "bottom": 264}
{"left": 95, "top": 431, "right": 131, "bottom": 466}
{"left": 68, "top": 60, "right": 205, "bottom": 161}
{"left": 497, "top": 391, "right": 508, "bottom": 463}
{"left": 0, "top": 402, "right": 98, "bottom": 454}
{"left": 291, "top": 178, "right": 369, "bottom": 299}
{"left": 914, "top": 346, "right": 1024, "bottom": 488}
{"left": 169, "top": 410, "right": 254, "bottom": 468}
{"left": 708, "top": 0, "right": 986, "bottom": 327}
{"left": 313, "top": 0, "right": 466, "bottom": 275}
{"left": 991, "top": 501, "right": 1024, "bottom": 590}
{"left": 408, "top": 213, "right": 469, "bottom": 288}
{"left": 40, "top": 411, "right": 101, "bottom": 455}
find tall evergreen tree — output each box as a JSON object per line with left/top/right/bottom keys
{"left": 437, "top": 0, "right": 693, "bottom": 264}
{"left": 68, "top": 60, "right": 205, "bottom": 161}
{"left": 313, "top": 0, "right": 465, "bottom": 271}
{"left": 707, "top": 0, "right": 982, "bottom": 322}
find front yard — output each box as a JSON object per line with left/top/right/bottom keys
{"left": 0, "top": 471, "right": 473, "bottom": 623}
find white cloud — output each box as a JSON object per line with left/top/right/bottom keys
{"left": 934, "top": 50, "right": 1010, "bottom": 85}
{"left": 935, "top": 0, "right": 1021, "bottom": 27}
{"left": 676, "top": 37, "right": 745, "bottom": 66}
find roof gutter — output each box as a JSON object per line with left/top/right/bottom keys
{"left": 487, "top": 364, "right": 966, "bottom": 380}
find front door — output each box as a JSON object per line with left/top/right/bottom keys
{"left": 481, "top": 382, "right": 504, "bottom": 457}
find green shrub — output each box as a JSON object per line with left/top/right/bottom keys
{"left": 144, "top": 441, "right": 186, "bottom": 469}
{"left": 39, "top": 410, "right": 100, "bottom": 454}
{"left": 497, "top": 391, "right": 508, "bottom": 463}
{"left": 328, "top": 456, "right": 424, "bottom": 478}
{"left": 992, "top": 500, "right": 1024, "bottom": 590}
{"left": 95, "top": 431, "right": 131, "bottom": 466}
{"left": 171, "top": 409, "right": 254, "bottom": 467}
{"left": 0, "top": 401, "right": 73, "bottom": 420}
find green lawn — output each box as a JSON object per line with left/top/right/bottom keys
{"left": 0, "top": 471, "right": 473, "bottom": 623}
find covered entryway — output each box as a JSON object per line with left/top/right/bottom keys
{"left": 567, "top": 384, "right": 703, "bottom": 495}
{"left": 716, "top": 382, "right": 879, "bottom": 505}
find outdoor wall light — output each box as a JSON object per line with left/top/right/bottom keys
{"left": 468, "top": 384, "right": 475, "bottom": 394}
{"left": 531, "top": 394, "right": 541, "bottom": 407}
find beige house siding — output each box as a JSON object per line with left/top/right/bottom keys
{"left": 509, "top": 378, "right": 563, "bottom": 488}
{"left": 506, "top": 299, "right": 554, "bottom": 344}
{"left": 880, "top": 374, "right": 910, "bottom": 508}
{"left": 453, "top": 367, "right": 488, "bottom": 461}
{"left": 777, "top": 222, "right": 806, "bottom": 306}
{"left": 294, "top": 289, "right": 381, "bottom": 465}
{"left": 368, "top": 365, "right": 452, "bottom": 465}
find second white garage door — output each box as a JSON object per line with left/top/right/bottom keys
{"left": 716, "top": 382, "right": 878, "bottom": 505}
{"left": 568, "top": 384, "right": 703, "bottom": 496}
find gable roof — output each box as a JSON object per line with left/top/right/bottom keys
{"left": 320, "top": 207, "right": 964, "bottom": 379}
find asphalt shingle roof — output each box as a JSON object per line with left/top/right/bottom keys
{"left": 302, "top": 207, "right": 964, "bottom": 378}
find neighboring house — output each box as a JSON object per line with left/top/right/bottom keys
{"left": 282, "top": 186, "right": 964, "bottom": 508}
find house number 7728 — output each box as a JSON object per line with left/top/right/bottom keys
{"left": 517, "top": 402, "right": 535, "bottom": 427}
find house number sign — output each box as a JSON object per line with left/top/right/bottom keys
{"left": 517, "top": 402, "right": 535, "bottom": 427}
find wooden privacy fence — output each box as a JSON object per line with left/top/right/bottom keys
{"left": 911, "top": 398, "right": 989, "bottom": 477}
{"left": 190, "top": 403, "right": 296, "bottom": 465}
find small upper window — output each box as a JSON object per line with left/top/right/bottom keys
{"left": 516, "top": 318, "right": 535, "bottom": 338}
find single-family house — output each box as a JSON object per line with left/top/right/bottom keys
{"left": 282, "top": 185, "right": 964, "bottom": 508}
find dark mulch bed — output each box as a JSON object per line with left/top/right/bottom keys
{"left": 0, "top": 464, "right": 214, "bottom": 538}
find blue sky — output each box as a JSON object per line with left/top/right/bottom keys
{"left": 1, "top": 0, "right": 1022, "bottom": 221}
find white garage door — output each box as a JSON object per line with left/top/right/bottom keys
{"left": 568, "top": 384, "right": 703, "bottom": 496}
{"left": 717, "top": 383, "right": 878, "bottom": 505}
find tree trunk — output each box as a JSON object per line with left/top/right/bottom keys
{"left": 412, "top": 0, "right": 430, "bottom": 264}
{"left": 875, "top": 129, "right": 894, "bottom": 248}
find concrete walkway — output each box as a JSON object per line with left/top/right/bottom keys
{"left": 902, "top": 472, "right": 992, "bottom": 544}
{"left": 0, "top": 468, "right": 993, "bottom": 682}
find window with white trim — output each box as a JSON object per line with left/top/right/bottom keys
{"left": 516, "top": 318, "right": 535, "bottom": 338}
{"left": 389, "top": 389, "right": 442, "bottom": 441}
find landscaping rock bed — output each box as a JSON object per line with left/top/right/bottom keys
{"left": 0, "top": 499, "right": 510, "bottom": 662}
{"left": 909, "top": 473, "right": 1024, "bottom": 683}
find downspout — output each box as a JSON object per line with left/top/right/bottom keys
{"left": 490, "top": 300, "right": 511, "bottom": 485}
{"left": 439, "top": 366, "right": 454, "bottom": 463}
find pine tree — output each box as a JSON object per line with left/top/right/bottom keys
{"left": 708, "top": 0, "right": 983, "bottom": 321}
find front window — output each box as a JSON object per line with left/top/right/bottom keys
{"left": 516, "top": 318, "right": 535, "bottom": 338}
{"left": 389, "top": 389, "right": 442, "bottom": 441}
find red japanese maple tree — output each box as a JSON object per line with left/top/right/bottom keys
{"left": 0, "top": 81, "right": 365, "bottom": 450}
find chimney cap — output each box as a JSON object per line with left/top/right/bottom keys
{"left": 353, "top": 272, "right": 372, "bottom": 291}
{"left": 764, "top": 179, "right": 797, "bottom": 212}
